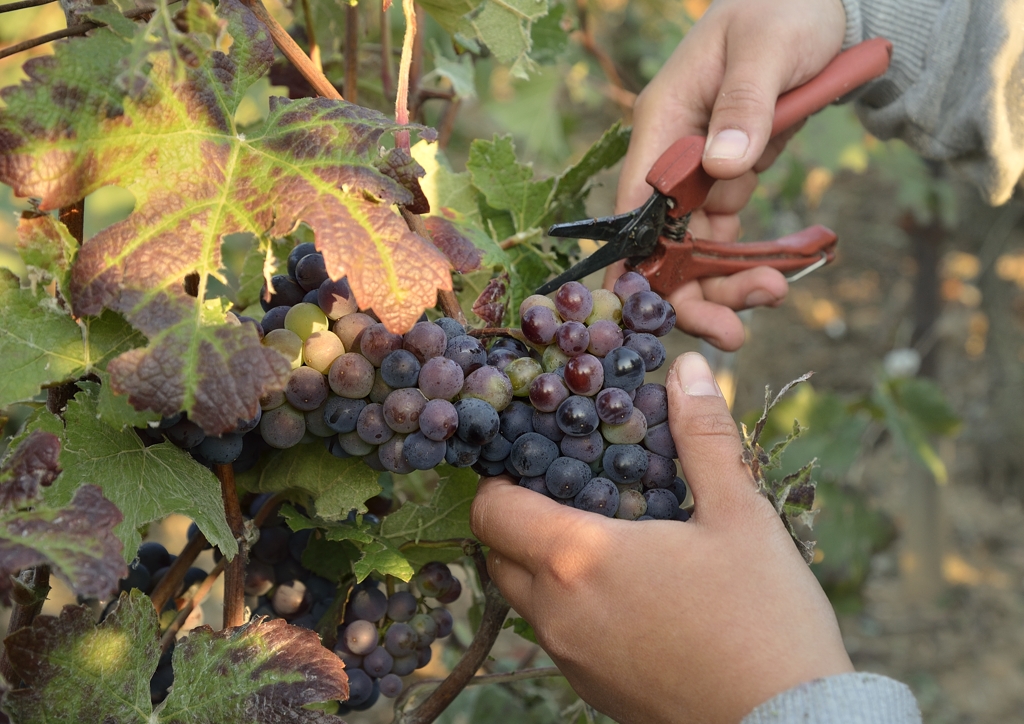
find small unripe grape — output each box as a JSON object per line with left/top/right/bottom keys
{"left": 284, "top": 303, "right": 329, "bottom": 341}
{"left": 585, "top": 288, "right": 623, "bottom": 324}
{"left": 263, "top": 328, "right": 303, "bottom": 369}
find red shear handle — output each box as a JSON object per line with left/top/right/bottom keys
{"left": 646, "top": 38, "right": 892, "bottom": 216}
{"left": 628, "top": 225, "right": 838, "bottom": 298}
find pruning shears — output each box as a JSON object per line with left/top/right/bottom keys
{"left": 535, "top": 38, "right": 894, "bottom": 297}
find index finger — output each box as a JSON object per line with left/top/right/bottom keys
{"left": 470, "top": 476, "right": 585, "bottom": 574}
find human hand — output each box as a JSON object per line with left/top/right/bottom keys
{"left": 470, "top": 352, "right": 853, "bottom": 723}
{"left": 605, "top": 0, "right": 847, "bottom": 350}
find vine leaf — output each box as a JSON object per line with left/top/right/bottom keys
{"left": 0, "top": 430, "right": 126, "bottom": 605}
{"left": 32, "top": 382, "right": 237, "bottom": 562}
{"left": 0, "top": 0, "right": 451, "bottom": 433}
{"left": 741, "top": 373, "right": 819, "bottom": 563}
{"left": 283, "top": 506, "right": 414, "bottom": 582}
{"left": 2, "top": 590, "right": 159, "bottom": 723}
{"left": 158, "top": 617, "right": 349, "bottom": 723}
{"left": 380, "top": 466, "right": 477, "bottom": 566}
{"left": 15, "top": 212, "right": 77, "bottom": 297}
{"left": 0, "top": 270, "right": 143, "bottom": 410}
{"left": 1, "top": 590, "right": 349, "bottom": 723}
{"left": 237, "top": 445, "right": 381, "bottom": 522}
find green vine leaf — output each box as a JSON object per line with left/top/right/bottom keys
{"left": 380, "top": 466, "right": 477, "bottom": 565}
{"left": 15, "top": 212, "right": 77, "bottom": 298}
{"left": 34, "top": 382, "right": 237, "bottom": 562}
{"left": 1, "top": 589, "right": 349, "bottom": 723}
{"left": 0, "top": 0, "right": 452, "bottom": 433}
{"left": 238, "top": 445, "right": 380, "bottom": 522}
{"left": 2, "top": 590, "right": 159, "bottom": 723}
{"left": 282, "top": 505, "right": 414, "bottom": 582}
{"left": 0, "top": 270, "right": 143, "bottom": 410}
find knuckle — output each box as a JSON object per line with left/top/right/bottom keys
{"left": 678, "top": 410, "right": 740, "bottom": 440}
{"left": 714, "top": 77, "right": 773, "bottom": 117}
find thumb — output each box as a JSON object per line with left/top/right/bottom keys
{"left": 666, "top": 353, "right": 762, "bottom": 518}
{"left": 701, "top": 34, "right": 794, "bottom": 180}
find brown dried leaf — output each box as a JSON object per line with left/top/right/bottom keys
{"left": 424, "top": 213, "right": 484, "bottom": 273}
{"left": 472, "top": 272, "right": 508, "bottom": 325}
{"left": 0, "top": 430, "right": 61, "bottom": 511}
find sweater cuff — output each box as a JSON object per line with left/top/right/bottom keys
{"left": 741, "top": 672, "right": 922, "bottom": 724}
{"left": 838, "top": 0, "right": 944, "bottom": 96}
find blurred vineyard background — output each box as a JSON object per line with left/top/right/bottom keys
{"left": 3, "top": 0, "right": 1024, "bottom": 722}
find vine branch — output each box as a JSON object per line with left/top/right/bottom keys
{"left": 394, "top": 0, "right": 417, "bottom": 150}
{"left": 238, "top": 0, "right": 342, "bottom": 101}
{"left": 0, "top": 566, "right": 51, "bottom": 684}
{"left": 0, "top": 5, "right": 155, "bottom": 60}
{"left": 400, "top": 666, "right": 562, "bottom": 709}
{"left": 573, "top": 0, "right": 635, "bottom": 115}
{"left": 216, "top": 463, "right": 247, "bottom": 628}
{"left": 0, "top": 0, "right": 58, "bottom": 14}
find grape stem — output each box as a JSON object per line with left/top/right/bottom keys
{"left": 159, "top": 557, "right": 226, "bottom": 653}
{"left": 0, "top": 4, "right": 159, "bottom": 60}
{"left": 149, "top": 527, "right": 208, "bottom": 613}
{"left": 238, "top": 0, "right": 342, "bottom": 101}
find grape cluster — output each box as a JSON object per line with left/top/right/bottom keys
{"left": 334, "top": 562, "right": 460, "bottom": 712}
{"left": 116, "top": 494, "right": 459, "bottom": 712}
{"left": 243, "top": 244, "right": 691, "bottom": 520}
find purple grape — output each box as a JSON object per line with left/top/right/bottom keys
{"left": 622, "top": 291, "right": 669, "bottom": 332}
{"left": 624, "top": 332, "right": 666, "bottom": 371}
{"left": 418, "top": 357, "right": 464, "bottom": 400}
{"left": 554, "top": 281, "right": 593, "bottom": 322}
{"left": 444, "top": 335, "right": 487, "bottom": 375}
{"left": 633, "top": 383, "right": 668, "bottom": 426}
{"left": 402, "top": 431, "right": 447, "bottom": 470}
{"left": 612, "top": 271, "right": 651, "bottom": 301}
{"left": 564, "top": 353, "right": 604, "bottom": 396}
{"left": 363, "top": 646, "right": 394, "bottom": 677}
{"left": 387, "top": 592, "right": 418, "bottom": 623}
{"left": 403, "top": 321, "right": 448, "bottom": 362}
{"left": 544, "top": 457, "right": 593, "bottom": 498}
{"left": 595, "top": 387, "right": 634, "bottom": 425}
{"left": 349, "top": 586, "right": 388, "bottom": 622}
{"left": 555, "top": 395, "right": 599, "bottom": 436}
{"left": 383, "top": 388, "right": 427, "bottom": 433}
{"left": 379, "top": 673, "right": 403, "bottom": 698}
{"left": 361, "top": 324, "right": 403, "bottom": 366}
{"left": 601, "top": 347, "right": 646, "bottom": 391}
{"left": 509, "top": 432, "right": 559, "bottom": 477}
{"left": 380, "top": 349, "right": 421, "bottom": 388}
{"left": 556, "top": 321, "right": 590, "bottom": 356}
{"left": 560, "top": 429, "right": 604, "bottom": 463}
{"left": 520, "top": 305, "right": 559, "bottom": 345}
{"left": 295, "top": 253, "right": 329, "bottom": 291}
{"left": 419, "top": 398, "right": 458, "bottom": 441}
{"left": 429, "top": 607, "right": 454, "bottom": 636}
{"left": 528, "top": 373, "right": 569, "bottom": 412}
{"left": 602, "top": 444, "right": 649, "bottom": 484}
{"left": 357, "top": 403, "right": 394, "bottom": 445}
{"left": 574, "top": 477, "right": 619, "bottom": 517}
{"left": 317, "top": 277, "right": 358, "bottom": 320}
{"left": 532, "top": 410, "right": 565, "bottom": 442}
{"left": 644, "top": 488, "right": 680, "bottom": 519}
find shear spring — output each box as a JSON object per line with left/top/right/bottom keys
{"left": 663, "top": 214, "right": 689, "bottom": 241}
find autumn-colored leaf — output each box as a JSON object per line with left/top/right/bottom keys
{"left": 424, "top": 214, "right": 484, "bottom": 273}
{"left": 0, "top": 430, "right": 61, "bottom": 511}
{"left": 0, "top": 0, "right": 452, "bottom": 432}
{"left": 472, "top": 271, "right": 508, "bottom": 325}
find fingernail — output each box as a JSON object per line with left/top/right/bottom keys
{"left": 676, "top": 352, "right": 722, "bottom": 397}
{"left": 744, "top": 290, "right": 775, "bottom": 307}
{"left": 704, "top": 129, "right": 749, "bottom": 160}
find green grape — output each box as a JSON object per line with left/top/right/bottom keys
{"left": 303, "top": 330, "right": 345, "bottom": 373}
{"left": 505, "top": 357, "right": 543, "bottom": 396}
{"left": 615, "top": 488, "right": 647, "bottom": 520}
{"left": 585, "top": 288, "right": 623, "bottom": 324}
{"left": 601, "top": 407, "right": 648, "bottom": 445}
{"left": 284, "top": 302, "right": 329, "bottom": 341}
{"left": 263, "top": 328, "right": 303, "bottom": 369}
{"left": 542, "top": 344, "right": 570, "bottom": 372}
{"left": 461, "top": 366, "right": 513, "bottom": 411}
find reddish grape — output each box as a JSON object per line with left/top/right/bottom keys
{"left": 528, "top": 372, "right": 570, "bottom": 412}
{"left": 554, "top": 281, "right": 593, "bottom": 322}
{"left": 564, "top": 353, "right": 604, "bottom": 396}
{"left": 520, "top": 305, "right": 559, "bottom": 345}
{"left": 328, "top": 353, "right": 375, "bottom": 399}
{"left": 333, "top": 312, "right": 375, "bottom": 352}
{"left": 419, "top": 398, "right": 459, "bottom": 441}
{"left": 418, "top": 357, "right": 464, "bottom": 400}
{"left": 403, "top": 321, "right": 448, "bottom": 362}
{"left": 383, "top": 388, "right": 427, "bottom": 433}
{"left": 653, "top": 304, "right": 677, "bottom": 337}
{"left": 461, "top": 365, "right": 513, "bottom": 411}
{"left": 317, "top": 277, "right": 358, "bottom": 320}
{"left": 595, "top": 387, "right": 633, "bottom": 424}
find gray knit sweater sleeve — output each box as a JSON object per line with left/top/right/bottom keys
{"left": 839, "top": 0, "right": 1024, "bottom": 205}
{"left": 740, "top": 673, "right": 922, "bottom": 724}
